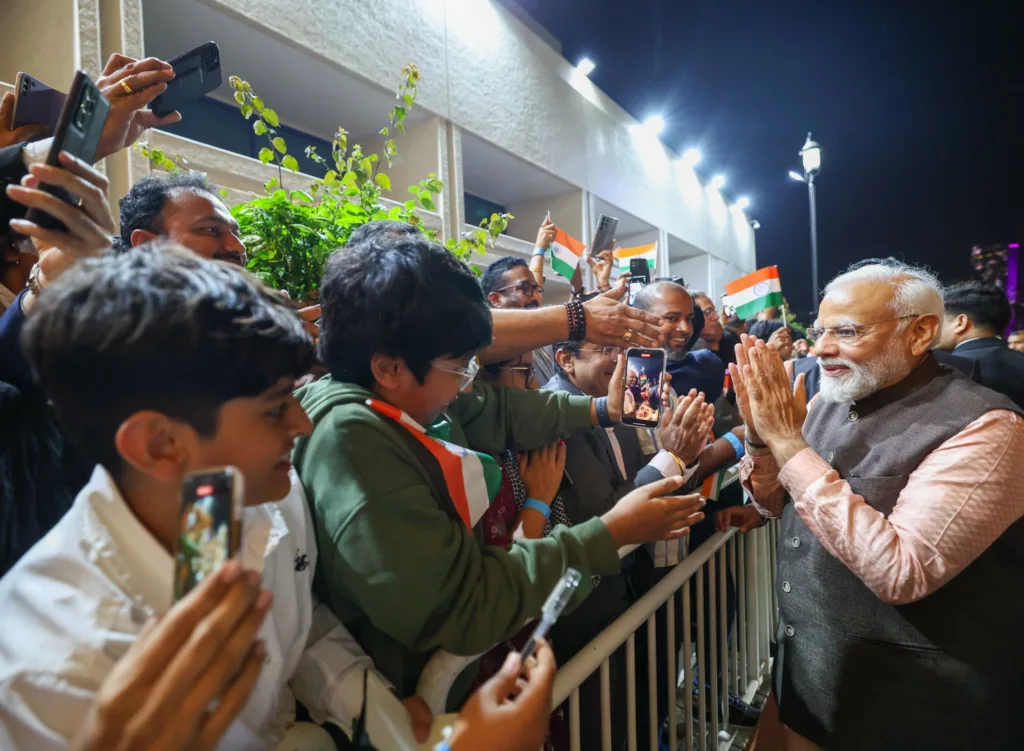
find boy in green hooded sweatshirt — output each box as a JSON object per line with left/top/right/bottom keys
{"left": 293, "top": 226, "right": 706, "bottom": 706}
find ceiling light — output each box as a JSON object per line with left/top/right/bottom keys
{"left": 736, "top": 196, "right": 750, "bottom": 210}
{"left": 681, "top": 148, "right": 701, "bottom": 167}
{"left": 576, "top": 57, "right": 596, "bottom": 76}
{"left": 710, "top": 174, "right": 726, "bottom": 190}
{"left": 788, "top": 170, "right": 806, "bottom": 182}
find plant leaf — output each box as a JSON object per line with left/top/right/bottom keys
{"left": 375, "top": 173, "right": 391, "bottom": 191}
{"left": 252, "top": 97, "right": 265, "bottom": 113}
{"left": 292, "top": 189, "right": 314, "bottom": 203}
{"left": 258, "top": 147, "right": 274, "bottom": 164}
{"left": 241, "top": 104, "right": 253, "bottom": 119}
{"left": 263, "top": 109, "right": 280, "bottom": 127}
{"left": 264, "top": 177, "right": 279, "bottom": 192}
{"left": 272, "top": 137, "right": 287, "bottom": 154}
{"left": 341, "top": 171, "right": 358, "bottom": 187}
{"left": 254, "top": 120, "right": 267, "bottom": 136}
{"left": 234, "top": 91, "right": 245, "bottom": 105}
{"left": 419, "top": 195, "right": 436, "bottom": 212}
{"left": 281, "top": 155, "right": 300, "bottom": 172}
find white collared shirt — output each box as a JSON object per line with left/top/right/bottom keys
{"left": 0, "top": 466, "right": 378, "bottom": 750}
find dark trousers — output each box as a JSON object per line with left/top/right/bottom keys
{"left": 551, "top": 571, "right": 633, "bottom": 751}
{"left": 634, "top": 555, "right": 738, "bottom": 748}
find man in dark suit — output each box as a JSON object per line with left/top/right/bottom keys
{"left": 937, "top": 280, "right": 1024, "bottom": 407}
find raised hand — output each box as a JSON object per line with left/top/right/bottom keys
{"left": 583, "top": 279, "right": 666, "bottom": 348}
{"left": 716, "top": 505, "right": 766, "bottom": 533}
{"left": 517, "top": 442, "right": 567, "bottom": 505}
{"left": 740, "top": 338, "right": 809, "bottom": 466}
{"left": 95, "top": 54, "right": 183, "bottom": 160}
{"left": 585, "top": 248, "right": 614, "bottom": 291}
{"left": 535, "top": 217, "right": 556, "bottom": 251}
{"left": 601, "top": 475, "right": 706, "bottom": 547}
{"left": 7, "top": 152, "right": 115, "bottom": 267}
{"left": 0, "top": 91, "right": 47, "bottom": 149}
{"left": 656, "top": 388, "right": 716, "bottom": 466}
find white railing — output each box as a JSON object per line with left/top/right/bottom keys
{"left": 552, "top": 475, "right": 780, "bottom": 751}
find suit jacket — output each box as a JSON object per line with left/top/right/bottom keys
{"left": 541, "top": 373, "right": 663, "bottom": 524}
{"left": 792, "top": 352, "right": 981, "bottom": 404}
{"left": 951, "top": 337, "right": 1024, "bottom": 408}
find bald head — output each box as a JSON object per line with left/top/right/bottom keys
{"left": 632, "top": 281, "right": 696, "bottom": 360}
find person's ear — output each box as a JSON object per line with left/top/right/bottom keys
{"left": 911, "top": 314, "right": 942, "bottom": 356}
{"left": 554, "top": 348, "right": 575, "bottom": 377}
{"left": 115, "top": 411, "right": 194, "bottom": 483}
{"left": 487, "top": 291, "right": 502, "bottom": 307}
{"left": 371, "top": 353, "right": 409, "bottom": 393}
{"left": 952, "top": 313, "right": 971, "bottom": 336}
{"left": 130, "top": 229, "right": 159, "bottom": 247}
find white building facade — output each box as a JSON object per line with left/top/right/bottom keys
{"left": 0, "top": 0, "right": 757, "bottom": 300}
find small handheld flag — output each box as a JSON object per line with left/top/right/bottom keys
{"left": 722, "top": 266, "right": 783, "bottom": 319}
{"left": 550, "top": 227, "right": 585, "bottom": 280}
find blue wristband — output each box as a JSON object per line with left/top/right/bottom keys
{"left": 433, "top": 742, "right": 452, "bottom": 751}
{"left": 532, "top": 246, "right": 547, "bottom": 257}
{"left": 723, "top": 431, "right": 745, "bottom": 459}
{"left": 524, "top": 498, "right": 552, "bottom": 518}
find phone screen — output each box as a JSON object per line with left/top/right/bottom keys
{"left": 174, "top": 468, "right": 242, "bottom": 601}
{"left": 623, "top": 348, "right": 665, "bottom": 427}
{"left": 628, "top": 278, "right": 646, "bottom": 305}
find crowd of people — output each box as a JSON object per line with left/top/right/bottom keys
{"left": 1, "top": 52, "right": 1022, "bottom": 751}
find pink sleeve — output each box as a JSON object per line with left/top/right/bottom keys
{"left": 779, "top": 410, "right": 1024, "bottom": 605}
{"left": 739, "top": 445, "right": 786, "bottom": 518}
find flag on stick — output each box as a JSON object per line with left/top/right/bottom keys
{"left": 722, "top": 266, "right": 784, "bottom": 319}
{"left": 550, "top": 227, "right": 585, "bottom": 280}
{"left": 614, "top": 242, "right": 658, "bottom": 274}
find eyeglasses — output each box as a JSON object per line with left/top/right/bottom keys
{"left": 434, "top": 356, "right": 481, "bottom": 390}
{"left": 496, "top": 364, "right": 534, "bottom": 382}
{"left": 700, "top": 307, "right": 719, "bottom": 319}
{"left": 806, "top": 315, "right": 920, "bottom": 344}
{"left": 495, "top": 281, "right": 543, "bottom": 298}
{"left": 576, "top": 346, "right": 622, "bottom": 359}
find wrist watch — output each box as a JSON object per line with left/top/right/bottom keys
{"left": 27, "top": 262, "right": 44, "bottom": 296}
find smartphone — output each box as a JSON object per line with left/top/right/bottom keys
{"left": 622, "top": 347, "right": 667, "bottom": 428}
{"left": 24, "top": 71, "right": 110, "bottom": 233}
{"left": 150, "top": 41, "right": 222, "bottom": 118}
{"left": 627, "top": 257, "right": 650, "bottom": 305}
{"left": 520, "top": 568, "right": 582, "bottom": 662}
{"left": 12, "top": 72, "right": 66, "bottom": 139}
{"left": 174, "top": 467, "right": 244, "bottom": 601}
{"left": 589, "top": 213, "right": 618, "bottom": 258}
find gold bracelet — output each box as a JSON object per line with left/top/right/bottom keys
{"left": 664, "top": 450, "right": 688, "bottom": 475}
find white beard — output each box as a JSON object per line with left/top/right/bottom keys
{"left": 817, "top": 339, "right": 911, "bottom": 403}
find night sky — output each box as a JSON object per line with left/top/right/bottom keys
{"left": 500, "top": 0, "right": 1024, "bottom": 320}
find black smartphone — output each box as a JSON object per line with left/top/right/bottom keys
{"left": 520, "top": 568, "right": 582, "bottom": 662}
{"left": 150, "top": 41, "right": 222, "bottom": 118}
{"left": 24, "top": 71, "right": 110, "bottom": 233}
{"left": 174, "top": 467, "right": 244, "bottom": 601}
{"left": 628, "top": 257, "right": 650, "bottom": 305}
{"left": 590, "top": 213, "right": 618, "bottom": 258}
{"left": 622, "top": 347, "right": 667, "bottom": 428}
{"left": 12, "top": 72, "right": 66, "bottom": 139}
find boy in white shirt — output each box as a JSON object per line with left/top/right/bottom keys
{"left": 0, "top": 245, "right": 415, "bottom": 749}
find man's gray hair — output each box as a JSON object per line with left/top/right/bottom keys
{"left": 824, "top": 260, "right": 944, "bottom": 321}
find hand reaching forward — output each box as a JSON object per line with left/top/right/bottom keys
{"left": 656, "top": 388, "right": 716, "bottom": 466}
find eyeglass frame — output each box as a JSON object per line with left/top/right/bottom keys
{"left": 806, "top": 315, "right": 920, "bottom": 345}
{"left": 574, "top": 345, "right": 622, "bottom": 359}
{"left": 494, "top": 280, "right": 544, "bottom": 298}
{"left": 434, "top": 355, "right": 481, "bottom": 390}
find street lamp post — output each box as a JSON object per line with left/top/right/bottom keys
{"left": 798, "top": 133, "right": 822, "bottom": 311}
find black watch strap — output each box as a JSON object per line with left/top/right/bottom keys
{"left": 595, "top": 396, "right": 615, "bottom": 428}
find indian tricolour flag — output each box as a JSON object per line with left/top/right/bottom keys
{"left": 722, "top": 266, "right": 784, "bottom": 319}
{"left": 550, "top": 228, "right": 585, "bottom": 280}
{"left": 615, "top": 242, "right": 658, "bottom": 274}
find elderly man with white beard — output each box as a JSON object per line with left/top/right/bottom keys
{"left": 718, "top": 260, "right": 1024, "bottom": 751}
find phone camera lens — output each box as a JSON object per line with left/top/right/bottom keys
{"left": 203, "top": 49, "right": 219, "bottom": 71}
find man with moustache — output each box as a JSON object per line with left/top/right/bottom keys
{"left": 481, "top": 256, "right": 544, "bottom": 310}
{"left": 729, "top": 260, "right": 1024, "bottom": 751}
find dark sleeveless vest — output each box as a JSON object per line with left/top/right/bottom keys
{"left": 774, "top": 356, "right": 1024, "bottom": 750}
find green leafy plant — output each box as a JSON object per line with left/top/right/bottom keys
{"left": 139, "top": 65, "right": 510, "bottom": 302}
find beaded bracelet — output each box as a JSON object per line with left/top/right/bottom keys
{"left": 564, "top": 297, "right": 586, "bottom": 342}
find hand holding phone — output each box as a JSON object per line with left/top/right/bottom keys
{"left": 150, "top": 42, "right": 222, "bottom": 118}
{"left": 590, "top": 214, "right": 618, "bottom": 258}
{"left": 622, "top": 347, "right": 667, "bottom": 427}
{"left": 520, "top": 568, "right": 582, "bottom": 661}
{"left": 11, "top": 72, "right": 66, "bottom": 141}
{"left": 174, "top": 467, "right": 244, "bottom": 601}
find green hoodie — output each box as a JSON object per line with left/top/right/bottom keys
{"left": 293, "top": 377, "right": 622, "bottom": 702}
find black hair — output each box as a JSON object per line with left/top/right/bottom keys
{"left": 117, "top": 171, "right": 219, "bottom": 250}
{"left": 480, "top": 256, "right": 529, "bottom": 297}
{"left": 347, "top": 219, "right": 421, "bottom": 248}
{"left": 943, "top": 280, "right": 1012, "bottom": 334}
{"left": 319, "top": 233, "right": 493, "bottom": 388}
{"left": 21, "top": 244, "right": 315, "bottom": 475}
{"left": 747, "top": 319, "right": 804, "bottom": 341}
{"left": 553, "top": 340, "right": 584, "bottom": 379}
